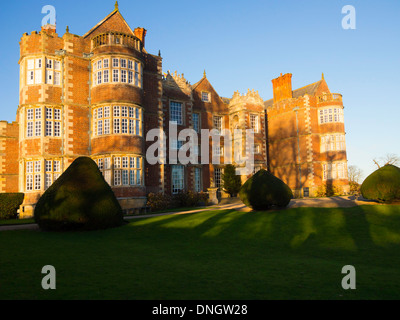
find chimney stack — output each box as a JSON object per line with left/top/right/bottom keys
{"left": 134, "top": 28, "right": 147, "bottom": 48}
{"left": 41, "top": 24, "right": 56, "bottom": 34}
{"left": 271, "top": 73, "right": 293, "bottom": 103}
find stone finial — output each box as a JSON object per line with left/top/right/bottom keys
{"left": 322, "top": 72, "right": 325, "bottom": 80}
{"left": 66, "top": 26, "right": 69, "bottom": 33}
{"left": 203, "top": 70, "right": 207, "bottom": 78}
{"left": 158, "top": 50, "right": 161, "bottom": 57}
{"left": 115, "top": 1, "right": 119, "bottom": 11}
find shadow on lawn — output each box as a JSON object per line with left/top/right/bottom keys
{"left": 128, "top": 205, "right": 400, "bottom": 255}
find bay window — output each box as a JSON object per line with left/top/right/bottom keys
{"left": 93, "top": 56, "right": 142, "bottom": 88}
{"left": 96, "top": 156, "right": 143, "bottom": 187}
{"left": 26, "top": 106, "right": 61, "bottom": 138}
{"left": 319, "top": 107, "right": 344, "bottom": 124}
{"left": 93, "top": 105, "right": 142, "bottom": 137}
{"left": 321, "top": 134, "right": 346, "bottom": 152}
{"left": 323, "top": 162, "right": 348, "bottom": 181}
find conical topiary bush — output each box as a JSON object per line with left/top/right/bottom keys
{"left": 239, "top": 169, "right": 293, "bottom": 210}
{"left": 34, "top": 157, "right": 124, "bottom": 231}
{"left": 360, "top": 164, "right": 400, "bottom": 203}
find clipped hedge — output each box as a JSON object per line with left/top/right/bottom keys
{"left": 172, "top": 190, "right": 209, "bottom": 208}
{"left": 34, "top": 157, "right": 124, "bottom": 231}
{"left": 147, "top": 192, "right": 172, "bottom": 212}
{"left": 0, "top": 193, "right": 24, "bottom": 220}
{"left": 239, "top": 170, "right": 293, "bottom": 210}
{"left": 146, "top": 191, "right": 209, "bottom": 212}
{"left": 361, "top": 164, "right": 400, "bottom": 203}
{"left": 314, "top": 184, "right": 343, "bottom": 197}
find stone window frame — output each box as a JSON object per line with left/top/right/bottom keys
{"left": 25, "top": 158, "right": 61, "bottom": 192}
{"left": 318, "top": 107, "right": 344, "bottom": 124}
{"left": 171, "top": 165, "right": 185, "bottom": 194}
{"left": 25, "top": 56, "right": 61, "bottom": 87}
{"left": 250, "top": 113, "right": 260, "bottom": 133}
{"left": 45, "top": 107, "right": 62, "bottom": 138}
{"left": 95, "top": 155, "right": 143, "bottom": 187}
{"left": 194, "top": 167, "right": 202, "bottom": 192}
{"left": 46, "top": 58, "right": 61, "bottom": 86}
{"left": 25, "top": 106, "right": 62, "bottom": 139}
{"left": 170, "top": 101, "right": 184, "bottom": 126}
{"left": 322, "top": 161, "right": 348, "bottom": 181}
{"left": 192, "top": 112, "right": 200, "bottom": 133}
{"left": 92, "top": 56, "right": 142, "bottom": 88}
{"left": 320, "top": 134, "right": 346, "bottom": 153}
{"left": 201, "top": 91, "right": 211, "bottom": 103}
{"left": 213, "top": 115, "right": 223, "bottom": 135}
{"left": 214, "top": 166, "right": 223, "bottom": 189}
{"left": 44, "top": 159, "right": 62, "bottom": 190}
{"left": 26, "top": 58, "right": 42, "bottom": 85}
{"left": 92, "top": 104, "right": 143, "bottom": 138}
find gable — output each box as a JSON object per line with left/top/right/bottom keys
{"left": 192, "top": 77, "right": 226, "bottom": 106}
{"left": 84, "top": 10, "right": 134, "bottom": 39}
{"left": 313, "top": 79, "right": 331, "bottom": 96}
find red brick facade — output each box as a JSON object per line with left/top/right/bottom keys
{"left": 0, "top": 5, "right": 348, "bottom": 218}
{"left": 266, "top": 73, "right": 349, "bottom": 197}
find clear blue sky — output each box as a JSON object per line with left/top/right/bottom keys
{"left": 0, "top": 0, "right": 399, "bottom": 180}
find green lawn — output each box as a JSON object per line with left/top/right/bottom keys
{"left": 0, "top": 206, "right": 206, "bottom": 226}
{"left": 1, "top": 205, "right": 400, "bottom": 300}
{"left": 0, "top": 218, "right": 35, "bottom": 226}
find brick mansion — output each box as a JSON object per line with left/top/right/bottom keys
{"left": 0, "top": 3, "right": 349, "bottom": 218}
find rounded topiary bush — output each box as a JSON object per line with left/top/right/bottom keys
{"left": 239, "top": 169, "right": 293, "bottom": 210}
{"left": 34, "top": 157, "right": 124, "bottom": 231}
{"left": 360, "top": 164, "right": 400, "bottom": 203}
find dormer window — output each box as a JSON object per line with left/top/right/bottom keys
{"left": 201, "top": 91, "right": 211, "bottom": 103}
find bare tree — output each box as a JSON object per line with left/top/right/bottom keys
{"left": 348, "top": 165, "right": 363, "bottom": 184}
{"left": 373, "top": 153, "right": 400, "bottom": 169}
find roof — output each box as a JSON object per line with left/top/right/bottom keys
{"left": 264, "top": 98, "right": 274, "bottom": 109}
{"left": 264, "top": 80, "right": 323, "bottom": 109}
{"left": 292, "top": 80, "right": 322, "bottom": 99}
{"left": 221, "top": 97, "right": 231, "bottom": 104}
{"left": 83, "top": 6, "right": 134, "bottom": 39}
